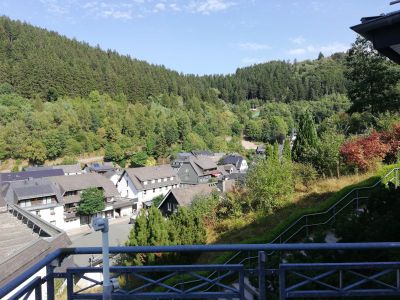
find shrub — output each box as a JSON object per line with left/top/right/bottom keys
{"left": 293, "top": 163, "right": 318, "bottom": 188}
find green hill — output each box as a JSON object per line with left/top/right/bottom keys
{"left": 0, "top": 16, "right": 346, "bottom": 103}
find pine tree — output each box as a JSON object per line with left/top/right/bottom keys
{"left": 292, "top": 111, "right": 319, "bottom": 164}
{"left": 283, "top": 139, "right": 292, "bottom": 161}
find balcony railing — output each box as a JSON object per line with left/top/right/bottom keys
{"left": 1, "top": 242, "right": 400, "bottom": 299}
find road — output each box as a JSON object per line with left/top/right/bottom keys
{"left": 69, "top": 221, "right": 132, "bottom": 266}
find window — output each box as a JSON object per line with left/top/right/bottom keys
{"left": 50, "top": 208, "right": 55, "bottom": 215}
{"left": 163, "top": 178, "right": 167, "bottom": 182}
{"left": 20, "top": 200, "right": 31, "bottom": 208}
{"left": 158, "top": 179, "right": 161, "bottom": 183}
{"left": 144, "top": 190, "right": 147, "bottom": 195}
{"left": 153, "top": 188, "right": 156, "bottom": 193}
{"left": 42, "top": 197, "right": 52, "bottom": 205}
{"left": 151, "top": 180, "right": 155, "bottom": 184}
{"left": 167, "top": 202, "right": 172, "bottom": 211}
{"left": 143, "top": 181, "right": 148, "bottom": 185}
{"left": 170, "top": 177, "right": 174, "bottom": 181}
{"left": 50, "top": 221, "right": 56, "bottom": 225}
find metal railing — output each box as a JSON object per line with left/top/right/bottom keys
{"left": 2, "top": 243, "right": 400, "bottom": 299}
{"left": 171, "top": 167, "right": 400, "bottom": 294}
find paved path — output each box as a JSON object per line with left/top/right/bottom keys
{"left": 241, "top": 139, "right": 258, "bottom": 150}
{"left": 69, "top": 219, "right": 132, "bottom": 266}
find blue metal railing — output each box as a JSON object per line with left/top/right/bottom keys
{"left": 171, "top": 167, "right": 400, "bottom": 293}
{"left": 2, "top": 243, "right": 400, "bottom": 299}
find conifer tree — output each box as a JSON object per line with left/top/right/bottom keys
{"left": 292, "top": 111, "right": 319, "bottom": 164}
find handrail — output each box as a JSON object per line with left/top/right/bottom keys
{"left": 175, "top": 167, "right": 399, "bottom": 291}
{"left": 270, "top": 167, "right": 398, "bottom": 245}
{"left": 2, "top": 242, "right": 400, "bottom": 298}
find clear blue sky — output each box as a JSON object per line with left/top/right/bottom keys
{"left": 0, "top": 0, "right": 396, "bottom": 75}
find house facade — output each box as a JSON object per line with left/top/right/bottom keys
{"left": 158, "top": 184, "right": 216, "bottom": 216}
{"left": 117, "top": 165, "right": 180, "bottom": 212}
{"left": 222, "top": 155, "right": 248, "bottom": 173}
{"left": 2, "top": 178, "right": 65, "bottom": 228}
{"left": 177, "top": 156, "right": 220, "bottom": 186}
{"left": 50, "top": 173, "right": 132, "bottom": 230}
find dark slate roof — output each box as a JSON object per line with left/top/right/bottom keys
{"left": 3, "top": 178, "right": 63, "bottom": 204}
{"left": 159, "top": 184, "right": 217, "bottom": 208}
{"left": 0, "top": 169, "right": 65, "bottom": 183}
{"left": 25, "top": 164, "right": 82, "bottom": 174}
{"left": 85, "top": 162, "right": 116, "bottom": 172}
{"left": 223, "top": 155, "right": 244, "bottom": 169}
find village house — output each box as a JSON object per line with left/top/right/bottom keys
{"left": 117, "top": 165, "right": 180, "bottom": 213}
{"left": 25, "top": 163, "right": 83, "bottom": 176}
{"left": 49, "top": 173, "right": 133, "bottom": 230}
{"left": 222, "top": 155, "right": 248, "bottom": 173}
{"left": 84, "top": 162, "right": 117, "bottom": 174}
{"left": 0, "top": 169, "right": 64, "bottom": 183}
{"left": 1, "top": 178, "right": 65, "bottom": 228}
{"left": 177, "top": 156, "right": 220, "bottom": 186}
{"left": 158, "top": 184, "right": 217, "bottom": 216}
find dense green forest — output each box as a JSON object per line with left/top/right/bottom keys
{"left": 0, "top": 16, "right": 351, "bottom": 165}
{"left": 0, "top": 16, "right": 399, "bottom": 169}
{"left": 0, "top": 16, "right": 345, "bottom": 104}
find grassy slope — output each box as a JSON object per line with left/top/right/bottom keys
{"left": 203, "top": 163, "right": 400, "bottom": 264}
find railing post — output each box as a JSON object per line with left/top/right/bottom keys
{"left": 305, "top": 216, "right": 309, "bottom": 237}
{"left": 46, "top": 264, "right": 55, "bottom": 300}
{"left": 35, "top": 282, "right": 42, "bottom": 300}
{"left": 258, "top": 251, "right": 266, "bottom": 300}
{"left": 356, "top": 190, "right": 359, "bottom": 210}
{"left": 67, "top": 271, "right": 73, "bottom": 300}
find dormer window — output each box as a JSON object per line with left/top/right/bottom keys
{"left": 170, "top": 177, "right": 174, "bottom": 181}
{"left": 158, "top": 179, "right": 161, "bottom": 183}
{"left": 152, "top": 179, "right": 155, "bottom": 184}
{"left": 163, "top": 178, "right": 167, "bottom": 182}
{"left": 144, "top": 181, "right": 148, "bottom": 185}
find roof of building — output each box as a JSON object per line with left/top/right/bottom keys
{"left": 104, "top": 169, "right": 123, "bottom": 179}
{"left": 0, "top": 208, "right": 71, "bottom": 287}
{"left": 56, "top": 164, "right": 82, "bottom": 174}
{"left": 0, "top": 169, "right": 65, "bottom": 183}
{"left": 191, "top": 150, "right": 214, "bottom": 156}
{"left": 223, "top": 155, "right": 244, "bottom": 169}
{"left": 25, "top": 164, "right": 82, "bottom": 174}
{"left": 187, "top": 156, "right": 218, "bottom": 177}
{"left": 85, "top": 162, "right": 116, "bottom": 172}
{"left": 49, "top": 173, "right": 119, "bottom": 198}
{"left": 2, "top": 178, "right": 63, "bottom": 205}
{"left": 124, "top": 165, "right": 180, "bottom": 191}
{"left": 159, "top": 184, "right": 217, "bottom": 208}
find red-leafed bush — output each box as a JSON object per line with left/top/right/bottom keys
{"left": 340, "top": 131, "right": 390, "bottom": 172}
{"left": 381, "top": 124, "right": 400, "bottom": 162}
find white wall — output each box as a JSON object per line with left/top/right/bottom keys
{"left": 117, "top": 173, "right": 177, "bottom": 212}
{"left": 240, "top": 160, "right": 248, "bottom": 172}
{"left": 109, "top": 174, "right": 120, "bottom": 185}
{"left": 117, "top": 173, "right": 139, "bottom": 199}
{"left": 30, "top": 205, "right": 65, "bottom": 229}
{"left": 63, "top": 217, "right": 81, "bottom": 230}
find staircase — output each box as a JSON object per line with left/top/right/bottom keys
{"left": 175, "top": 167, "right": 400, "bottom": 296}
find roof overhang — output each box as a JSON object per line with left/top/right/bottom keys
{"left": 351, "top": 10, "right": 400, "bottom": 64}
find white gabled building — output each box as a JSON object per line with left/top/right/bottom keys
{"left": 117, "top": 165, "right": 180, "bottom": 212}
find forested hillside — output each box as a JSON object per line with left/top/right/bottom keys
{"left": 1, "top": 16, "right": 398, "bottom": 169}
{"left": 0, "top": 16, "right": 346, "bottom": 103}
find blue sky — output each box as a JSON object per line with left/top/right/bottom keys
{"left": 0, "top": 0, "right": 396, "bottom": 74}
